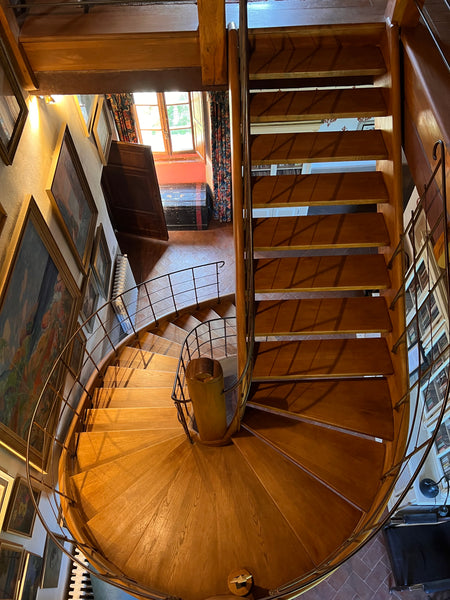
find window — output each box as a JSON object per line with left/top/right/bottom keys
{"left": 133, "top": 92, "right": 195, "bottom": 157}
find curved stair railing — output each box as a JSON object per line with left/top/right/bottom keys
{"left": 25, "top": 261, "right": 227, "bottom": 600}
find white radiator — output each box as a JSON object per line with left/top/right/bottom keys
{"left": 112, "top": 254, "right": 138, "bottom": 334}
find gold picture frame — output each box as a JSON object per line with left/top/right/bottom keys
{"left": 0, "top": 471, "right": 14, "bottom": 532}
{"left": 46, "top": 125, "right": 98, "bottom": 272}
{"left": 74, "top": 95, "right": 98, "bottom": 137}
{"left": 92, "top": 96, "right": 113, "bottom": 166}
{"left": 3, "top": 478, "right": 40, "bottom": 538}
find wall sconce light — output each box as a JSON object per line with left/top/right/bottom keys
{"left": 38, "top": 95, "right": 56, "bottom": 104}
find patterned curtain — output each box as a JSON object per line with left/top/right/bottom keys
{"left": 106, "top": 93, "right": 138, "bottom": 143}
{"left": 209, "top": 91, "right": 232, "bottom": 223}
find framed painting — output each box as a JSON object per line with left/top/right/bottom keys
{"left": 47, "top": 125, "right": 98, "bottom": 271}
{"left": 0, "top": 39, "right": 28, "bottom": 166}
{"left": 17, "top": 552, "right": 42, "bottom": 600}
{"left": 0, "top": 197, "right": 80, "bottom": 468}
{"left": 80, "top": 269, "right": 99, "bottom": 333}
{"left": 3, "top": 478, "right": 40, "bottom": 538}
{"left": 0, "top": 541, "right": 23, "bottom": 600}
{"left": 0, "top": 472, "right": 14, "bottom": 532}
{"left": 41, "top": 535, "right": 63, "bottom": 589}
{"left": 91, "top": 224, "right": 112, "bottom": 298}
{"left": 74, "top": 95, "right": 98, "bottom": 137}
{"left": 68, "top": 328, "right": 87, "bottom": 377}
{"left": 92, "top": 97, "right": 113, "bottom": 166}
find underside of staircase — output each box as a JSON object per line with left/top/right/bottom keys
{"left": 61, "top": 20, "right": 407, "bottom": 600}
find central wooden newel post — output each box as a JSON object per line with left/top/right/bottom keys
{"left": 186, "top": 357, "right": 227, "bottom": 443}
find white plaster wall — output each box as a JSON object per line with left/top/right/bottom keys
{"left": 0, "top": 94, "right": 120, "bottom": 600}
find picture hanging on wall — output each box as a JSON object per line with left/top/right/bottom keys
{"left": 68, "top": 328, "right": 87, "bottom": 377}
{"left": 41, "top": 534, "right": 63, "bottom": 589}
{"left": 92, "top": 96, "right": 113, "bottom": 166}
{"left": 0, "top": 541, "right": 23, "bottom": 600}
{"left": 0, "top": 203, "right": 6, "bottom": 238}
{"left": 74, "top": 95, "right": 98, "bottom": 137}
{"left": 17, "top": 552, "right": 42, "bottom": 600}
{"left": 0, "top": 38, "right": 28, "bottom": 166}
{"left": 3, "top": 478, "right": 40, "bottom": 538}
{"left": 91, "top": 224, "right": 112, "bottom": 298}
{"left": 0, "top": 197, "right": 80, "bottom": 469}
{"left": 80, "top": 268, "right": 99, "bottom": 333}
{"left": 0, "top": 471, "right": 14, "bottom": 532}
{"left": 47, "top": 125, "right": 98, "bottom": 272}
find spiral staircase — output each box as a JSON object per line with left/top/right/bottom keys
{"left": 57, "top": 18, "right": 409, "bottom": 600}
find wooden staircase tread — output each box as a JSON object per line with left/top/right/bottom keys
{"left": 254, "top": 297, "right": 392, "bottom": 336}
{"left": 173, "top": 313, "right": 202, "bottom": 331}
{"left": 251, "top": 130, "right": 388, "bottom": 164}
{"left": 248, "top": 378, "right": 394, "bottom": 440}
{"left": 70, "top": 435, "right": 187, "bottom": 520}
{"left": 103, "top": 366, "right": 175, "bottom": 388}
{"left": 85, "top": 406, "right": 180, "bottom": 432}
{"left": 233, "top": 430, "right": 362, "bottom": 565}
{"left": 117, "top": 347, "right": 179, "bottom": 371}
{"left": 86, "top": 442, "right": 315, "bottom": 600}
{"left": 210, "top": 300, "right": 236, "bottom": 319}
{"left": 242, "top": 408, "right": 385, "bottom": 511}
{"left": 249, "top": 45, "right": 386, "bottom": 80}
{"left": 150, "top": 322, "right": 189, "bottom": 345}
{"left": 92, "top": 387, "right": 174, "bottom": 409}
{"left": 250, "top": 87, "right": 388, "bottom": 122}
{"left": 254, "top": 254, "right": 390, "bottom": 293}
{"left": 252, "top": 172, "right": 389, "bottom": 208}
{"left": 75, "top": 429, "right": 183, "bottom": 473}
{"left": 252, "top": 338, "right": 394, "bottom": 379}
{"left": 137, "top": 332, "right": 182, "bottom": 357}
{"left": 253, "top": 213, "right": 390, "bottom": 250}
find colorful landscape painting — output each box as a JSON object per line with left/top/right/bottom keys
{"left": 0, "top": 199, "right": 78, "bottom": 465}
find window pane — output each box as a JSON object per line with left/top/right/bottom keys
{"left": 165, "top": 91, "right": 189, "bottom": 104}
{"left": 135, "top": 105, "right": 161, "bottom": 129}
{"left": 170, "top": 128, "right": 193, "bottom": 152}
{"left": 167, "top": 104, "right": 191, "bottom": 129}
{"left": 133, "top": 92, "right": 158, "bottom": 105}
{"left": 141, "top": 129, "right": 165, "bottom": 152}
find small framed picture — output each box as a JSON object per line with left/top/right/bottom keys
{"left": 17, "top": 552, "right": 42, "bottom": 600}
{"left": 74, "top": 95, "right": 98, "bottom": 136}
{"left": 41, "top": 534, "right": 63, "bottom": 589}
{"left": 0, "top": 39, "right": 28, "bottom": 166}
{"left": 68, "top": 328, "right": 87, "bottom": 377}
{"left": 0, "top": 203, "right": 6, "bottom": 238}
{"left": 0, "top": 541, "right": 24, "bottom": 600}
{"left": 92, "top": 96, "right": 113, "bottom": 165}
{"left": 80, "top": 268, "right": 99, "bottom": 333}
{"left": 4, "top": 478, "right": 40, "bottom": 538}
{"left": 91, "top": 225, "right": 112, "bottom": 298}
{"left": 0, "top": 471, "right": 14, "bottom": 532}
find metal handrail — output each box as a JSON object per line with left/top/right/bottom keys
{"left": 25, "top": 261, "right": 226, "bottom": 600}
{"left": 171, "top": 317, "right": 238, "bottom": 441}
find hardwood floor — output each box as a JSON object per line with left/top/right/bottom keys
{"left": 117, "top": 222, "right": 235, "bottom": 297}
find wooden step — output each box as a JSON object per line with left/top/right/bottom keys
{"left": 254, "top": 254, "right": 390, "bottom": 293}
{"left": 86, "top": 441, "right": 315, "bottom": 600}
{"left": 173, "top": 313, "right": 202, "bottom": 332}
{"left": 254, "top": 297, "right": 392, "bottom": 336}
{"left": 250, "top": 87, "right": 388, "bottom": 123}
{"left": 248, "top": 378, "right": 394, "bottom": 440}
{"left": 233, "top": 431, "right": 362, "bottom": 565}
{"left": 70, "top": 434, "right": 186, "bottom": 520}
{"left": 103, "top": 366, "right": 175, "bottom": 388}
{"left": 151, "top": 322, "right": 189, "bottom": 345}
{"left": 117, "top": 347, "right": 179, "bottom": 371}
{"left": 251, "top": 130, "right": 388, "bottom": 164}
{"left": 249, "top": 45, "right": 386, "bottom": 81}
{"left": 252, "top": 338, "right": 394, "bottom": 379}
{"left": 136, "top": 331, "right": 182, "bottom": 357}
{"left": 85, "top": 406, "right": 180, "bottom": 432}
{"left": 252, "top": 172, "right": 389, "bottom": 209}
{"left": 75, "top": 429, "right": 183, "bottom": 472}
{"left": 243, "top": 408, "right": 385, "bottom": 511}
{"left": 253, "top": 213, "right": 389, "bottom": 251}
{"left": 210, "top": 299, "right": 236, "bottom": 319}
{"left": 92, "top": 387, "right": 174, "bottom": 409}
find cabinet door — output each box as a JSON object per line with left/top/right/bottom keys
{"left": 101, "top": 141, "right": 168, "bottom": 240}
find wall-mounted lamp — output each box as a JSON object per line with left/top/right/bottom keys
{"left": 39, "top": 95, "right": 56, "bottom": 104}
